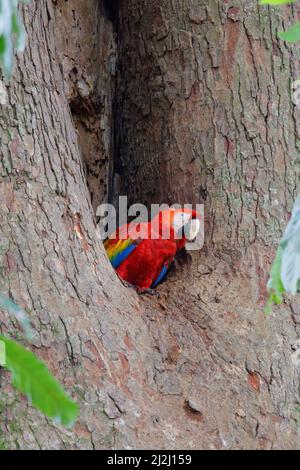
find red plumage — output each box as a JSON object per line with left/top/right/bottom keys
{"left": 104, "top": 209, "right": 199, "bottom": 290}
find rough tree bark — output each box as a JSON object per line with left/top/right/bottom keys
{"left": 0, "top": 0, "right": 300, "bottom": 450}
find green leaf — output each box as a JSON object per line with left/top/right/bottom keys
{"left": 0, "top": 0, "right": 28, "bottom": 77}
{"left": 0, "top": 336, "right": 78, "bottom": 427}
{"left": 260, "top": 0, "right": 297, "bottom": 4}
{"left": 266, "top": 246, "right": 285, "bottom": 313}
{"left": 12, "top": 13, "right": 25, "bottom": 52}
{"left": 266, "top": 196, "right": 300, "bottom": 312}
{"left": 0, "top": 36, "right": 5, "bottom": 54}
{"left": 278, "top": 22, "right": 300, "bottom": 42}
{"left": 0, "top": 293, "right": 33, "bottom": 340}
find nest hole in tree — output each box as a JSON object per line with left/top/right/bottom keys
{"left": 67, "top": 0, "right": 203, "bottom": 291}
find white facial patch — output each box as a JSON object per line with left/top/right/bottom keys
{"left": 173, "top": 212, "right": 192, "bottom": 233}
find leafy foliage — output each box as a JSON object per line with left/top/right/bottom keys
{"left": 0, "top": 336, "right": 78, "bottom": 427}
{"left": 266, "top": 247, "right": 285, "bottom": 313}
{"left": 262, "top": 0, "right": 300, "bottom": 311}
{"left": 261, "top": 0, "right": 300, "bottom": 43}
{"left": 0, "top": 295, "right": 78, "bottom": 426}
{"left": 278, "top": 22, "right": 300, "bottom": 42}
{"left": 267, "top": 197, "right": 300, "bottom": 311}
{"left": 0, "top": 0, "right": 28, "bottom": 77}
{"left": 260, "top": 0, "right": 296, "bottom": 4}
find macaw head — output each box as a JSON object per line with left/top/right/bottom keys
{"left": 172, "top": 209, "right": 201, "bottom": 241}
{"left": 153, "top": 208, "right": 201, "bottom": 241}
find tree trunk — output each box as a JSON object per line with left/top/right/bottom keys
{"left": 0, "top": 0, "right": 300, "bottom": 450}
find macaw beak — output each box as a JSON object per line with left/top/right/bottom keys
{"left": 183, "top": 210, "right": 201, "bottom": 240}
{"left": 173, "top": 210, "right": 201, "bottom": 240}
{"left": 184, "top": 218, "right": 201, "bottom": 241}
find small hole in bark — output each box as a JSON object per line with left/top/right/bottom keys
{"left": 184, "top": 400, "right": 204, "bottom": 422}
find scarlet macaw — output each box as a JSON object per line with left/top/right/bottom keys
{"left": 104, "top": 208, "right": 200, "bottom": 292}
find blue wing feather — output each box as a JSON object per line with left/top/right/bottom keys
{"left": 151, "top": 263, "right": 168, "bottom": 288}
{"left": 111, "top": 243, "right": 137, "bottom": 269}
